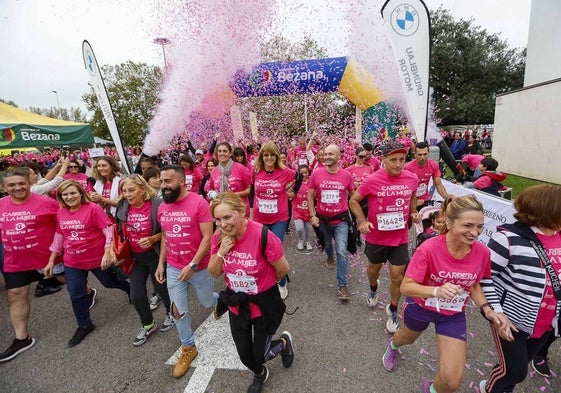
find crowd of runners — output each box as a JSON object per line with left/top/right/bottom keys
{"left": 0, "top": 130, "right": 559, "bottom": 393}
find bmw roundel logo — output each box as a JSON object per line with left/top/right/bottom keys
{"left": 390, "top": 4, "right": 420, "bottom": 37}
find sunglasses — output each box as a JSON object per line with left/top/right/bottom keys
{"left": 357, "top": 155, "right": 367, "bottom": 159}
{"left": 68, "top": 165, "right": 79, "bottom": 168}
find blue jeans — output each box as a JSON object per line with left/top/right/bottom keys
{"left": 264, "top": 221, "right": 288, "bottom": 286}
{"left": 318, "top": 221, "right": 349, "bottom": 287}
{"left": 65, "top": 265, "right": 130, "bottom": 327}
{"left": 166, "top": 265, "right": 217, "bottom": 347}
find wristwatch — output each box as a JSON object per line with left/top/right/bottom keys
{"left": 189, "top": 262, "right": 198, "bottom": 271}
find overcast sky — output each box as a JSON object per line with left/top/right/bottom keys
{"left": 0, "top": 0, "right": 532, "bottom": 114}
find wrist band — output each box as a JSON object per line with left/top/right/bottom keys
{"left": 433, "top": 286, "right": 440, "bottom": 313}
{"left": 217, "top": 251, "right": 224, "bottom": 259}
{"left": 433, "top": 286, "right": 439, "bottom": 298}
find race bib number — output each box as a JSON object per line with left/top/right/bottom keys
{"left": 425, "top": 292, "right": 469, "bottom": 313}
{"left": 376, "top": 212, "right": 405, "bottom": 231}
{"left": 321, "top": 190, "right": 340, "bottom": 204}
{"left": 298, "top": 158, "right": 308, "bottom": 166}
{"left": 417, "top": 183, "right": 427, "bottom": 196}
{"left": 227, "top": 273, "right": 257, "bottom": 294}
{"left": 258, "top": 198, "right": 278, "bottom": 214}
{"left": 185, "top": 175, "right": 193, "bottom": 191}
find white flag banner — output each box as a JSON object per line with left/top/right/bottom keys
{"left": 381, "top": 0, "right": 431, "bottom": 142}
{"left": 82, "top": 40, "right": 131, "bottom": 174}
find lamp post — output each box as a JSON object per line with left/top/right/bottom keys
{"left": 52, "top": 90, "right": 62, "bottom": 119}
{"left": 153, "top": 37, "right": 171, "bottom": 68}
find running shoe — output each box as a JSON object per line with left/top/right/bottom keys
{"left": 0, "top": 335, "right": 36, "bottom": 362}
{"left": 479, "top": 380, "right": 487, "bottom": 393}
{"left": 68, "top": 324, "right": 96, "bottom": 348}
{"left": 367, "top": 279, "right": 380, "bottom": 308}
{"left": 87, "top": 288, "right": 97, "bottom": 310}
{"left": 531, "top": 357, "right": 552, "bottom": 377}
{"left": 247, "top": 365, "right": 269, "bottom": 393}
{"left": 382, "top": 338, "right": 399, "bottom": 371}
{"left": 133, "top": 323, "right": 158, "bottom": 346}
{"left": 421, "top": 379, "right": 432, "bottom": 393}
{"left": 280, "top": 331, "right": 294, "bottom": 368}
{"left": 173, "top": 345, "right": 198, "bottom": 378}
{"left": 386, "top": 304, "right": 400, "bottom": 333}
{"left": 297, "top": 240, "right": 304, "bottom": 250}
{"left": 338, "top": 285, "right": 350, "bottom": 301}
{"left": 149, "top": 293, "right": 162, "bottom": 310}
{"left": 325, "top": 256, "right": 335, "bottom": 270}
{"left": 278, "top": 283, "right": 288, "bottom": 300}
{"left": 306, "top": 242, "right": 313, "bottom": 251}
{"left": 160, "top": 313, "right": 175, "bottom": 332}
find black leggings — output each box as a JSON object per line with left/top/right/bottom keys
{"left": 228, "top": 311, "right": 284, "bottom": 374}
{"left": 129, "top": 249, "right": 170, "bottom": 326}
{"left": 486, "top": 323, "right": 552, "bottom": 393}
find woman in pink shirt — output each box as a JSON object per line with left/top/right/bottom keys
{"left": 45, "top": 181, "right": 130, "bottom": 348}
{"left": 251, "top": 141, "right": 297, "bottom": 299}
{"left": 178, "top": 154, "right": 203, "bottom": 193}
{"left": 63, "top": 160, "right": 91, "bottom": 191}
{"left": 90, "top": 156, "right": 123, "bottom": 219}
{"left": 208, "top": 142, "right": 252, "bottom": 214}
{"left": 208, "top": 192, "right": 294, "bottom": 393}
{"left": 381, "top": 196, "right": 509, "bottom": 393}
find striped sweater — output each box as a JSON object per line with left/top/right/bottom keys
{"left": 480, "top": 222, "right": 561, "bottom": 336}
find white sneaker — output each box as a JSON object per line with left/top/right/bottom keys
{"left": 297, "top": 240, "right": 304, "bottom": 250}
{"left": 149, "top": 293, "right": 161, "bottom": 310}
{"left": 278, "top": 283, "right": 288, "bottom": 299}
{"left": 160, "top": 312, "right": 175, "bottom": 332}
{"left": 133, "top": 323, "right": 158, "bottom": 346}
{"left": 366, "top": 279, "right": 380, "bottom": 308}
{"left": 306, "top": 242, "right": 313, "bottom": 251}
{"left": 385, "top": 304, "right": 400, "bottom": 333}
{"left": 479, "top": 380, "right": 487, "bottom": 393}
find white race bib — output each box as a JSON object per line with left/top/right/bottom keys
{"left": 425, "top": 292, "right": 469, "bottom": 313}
{"left": 417, "top": 183, "right": 427, "bottom": 196}
{"left": 298, "top": 158, "right": 308, "bottom": 166}
{"left": 227, "top": 273, "right": 257, "bottom": 294}
{"left": 376, "top": 212, "right": 405, "bottom": 231}
{"left": 257, "top": 198, "right": 278, "bottom": 214}
{"left": 321, "top": 190, "right": 340, "bottom": 204}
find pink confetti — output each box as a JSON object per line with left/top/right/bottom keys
{"left": 540, "top": 387, "right": 546, "bottom": 392}
{"left": 484, "top": 362, "right": 493, "bottom": 367}
{"left": 476, "top": 369, "right": 484, "bottom": 376}
{"left": 343, "top": 368, "right": 347, "bottom": 373}
{"left": 420, "top": 348, "right": 429, "bottom": 355}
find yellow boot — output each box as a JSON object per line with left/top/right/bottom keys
{"left": 173, "top": 345, "right": 198, "bottom": 378}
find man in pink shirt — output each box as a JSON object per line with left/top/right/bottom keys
{"left": 0, "top": 168, "right": 59, "bottom": 362}
{"left": 404, "top": 141, "right": 448, "bottom": 210}
{"left": 349, "top": 141, "right": 421, "bottom": 333}
{"left": 307, "top": 144, "right": 355, "bottom": 301}
{"left": 155, "top": 165, "right": 218, "bottom": 379}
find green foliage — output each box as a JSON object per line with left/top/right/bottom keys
{"left": 430, "top": 7, "right": 525, "bottom": 125}
{"left": 0, "top": 98, "right": 18, "bottom": 107}
{"left": 27, "top": 106, "right": 87, "bottom": 122}
{"left": 82, "top": 61, "right": 163, "bottom": 146}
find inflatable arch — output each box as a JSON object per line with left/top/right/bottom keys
{"left": 209, "top": 56, "right": 402, "bottom": 141}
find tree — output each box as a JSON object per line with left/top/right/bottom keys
{"left": 82, "top": 61, "right": 163, "bottom": 146}
{"left": 27, "top": 106, "right": 87, "bottom": 123}
{"left": 430, "top": 7, "right": 526, "bottom": 125}
{"left": 0, "top": 98, "right": 18, "bottom": 107}
{"left": 236, "top": 35, "right": 356, "bottom": 141}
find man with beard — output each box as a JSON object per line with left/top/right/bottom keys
{"left": 307, "top": 144, "right": 355, "bottom": 301}
{"left": 155, "top": 165, "right": 217, "bottom": 378}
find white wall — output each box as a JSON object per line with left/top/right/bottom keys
{"left": 493, "top": 80, "right": 561, "bottom": 184}
{"left": 524, "top": 0, "right": 561, "bottom": 86}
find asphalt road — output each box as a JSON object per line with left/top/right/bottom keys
{"left": 1, "top": 230, "right": 559, "bottom": 393}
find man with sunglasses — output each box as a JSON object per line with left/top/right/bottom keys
{"left": 346, "top": 147, "right": 377, "bottom": 189}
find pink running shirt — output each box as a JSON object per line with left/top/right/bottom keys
{"left": 127, "top": 201, "right": 153, "bottom": 253}
{"left": 404, "top": 159, "right": 441, "bottom": 202}
{"left": 308, "top": 167, "right": 354, "bottom": 217}
{"left": 252, "top": 167, "right": 296, "bottom": 224}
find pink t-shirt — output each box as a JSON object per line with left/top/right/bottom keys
{"left": 356, "top": 169, "right": 418, "bottom": 246}
{"left": 127, "top": 201, "right": 153, "bottom": 253}
{"left": 407, "top": 235, "right": 491, "bottom": 315}
{"left": 365, "top": 156, "right": 381, "bottom": 171}
{"left": 292, "top": 180, "right": 311, "bottom": 221}
{"left": 290, "top": 146, "right": 310, "bottom": 167}
{"left": 346, "top": 164, "right": 374, "bottom": 186}
{"left": 102, "top": 181, "right": 112, "bottom": 200}
{"left": 210, "top": 220, "right": 284, "bottom": 318}
{"left": 0, "top": 193, "right": 59, "bottom": 272}
{"left": 158, "top": 193, "right": 213, "bottom": 270}
{"left": 308, "top": 167, "right": 354, "bottom": 217}
{"left": 56, "top": 202, "right": 112, "bottom": 269}
{"left": 404, "top": 159, "right": 441, "bottom": 201}
{"left": 64, "top": 172, "right": 91, "bottom": 191}
{"left": 532, "top": 233, "right": 561, "bottom": 338}
{"left": 462, "top": 154, "right": 484, "bottom": 171}
{"left": 209, "top": 162, "right": 252, "bottom": 214}
{"left": 184, "top": 167, "right": 203, "bottom": 193}
{"left": 252, "top": 167, "right": 295, "bottom": 224}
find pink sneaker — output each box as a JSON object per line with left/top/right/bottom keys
{"left": 421, "top": 379, "right": 432, "bottom": 393}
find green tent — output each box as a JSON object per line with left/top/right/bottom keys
{"left": 0, "top": 102, "right": 94, "bottom": 148}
